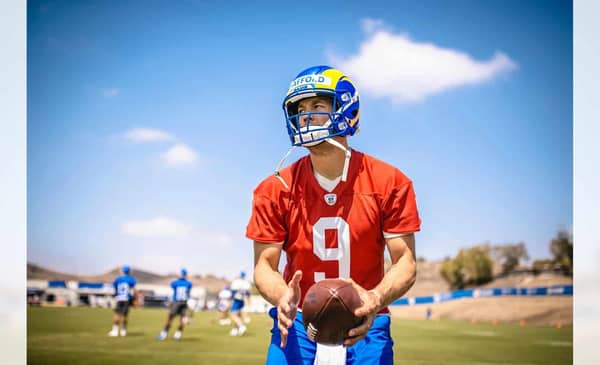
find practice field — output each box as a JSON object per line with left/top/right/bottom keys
{"left": 28, "top": 307, "right": 572, "bottom": 365}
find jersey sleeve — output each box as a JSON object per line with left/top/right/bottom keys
{"left": 246, "top": 181, "right": 287, "bottom": 243}
{"left": 382, "top": 180, "right": 421, "bottom": 234}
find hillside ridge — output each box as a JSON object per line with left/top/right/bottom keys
{"left": 27, "top": 263, "right": 230, "bottom": 293}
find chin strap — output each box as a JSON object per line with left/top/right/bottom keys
{"left": 274, "top": 138, "right": 351, "bottom": 189}
{"left": 325, "top": 138, "right": 351, "bottom": 182}
{"left": 274, "top": 145, "right": 296, "bottom": 190}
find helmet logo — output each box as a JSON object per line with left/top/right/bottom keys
{"left": 288, "top": 75, "right": 331, "bottom": 93}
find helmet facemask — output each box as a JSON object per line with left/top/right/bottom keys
{"left": 285, "top": 94, "right": 347, "bottom": 147}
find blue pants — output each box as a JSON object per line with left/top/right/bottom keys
{"left": 266, "top": 307, "right": 394, "bottom": 365}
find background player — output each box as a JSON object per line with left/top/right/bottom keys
{"left": 157, "top": 268, "right": 193, "bottom": 341}
{"left": 184, "top": 293, "right": 201, "bottom": 325}
{"left": 108, "top": 265, "right": 137, "bottom": 337}
{"left": 229, "top": 271, "right": 251, "bottom": 336}
{"left": 249, "top": 66, "right": 420, "bottom": 364}
{"left": 217, "top": 285, "right": 233, "bottom": 325}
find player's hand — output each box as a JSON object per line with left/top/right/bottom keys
{"left": 342, "top": 278, "right": 382, "bottom": 347}
{"left": 277, "top": 270, "right": 302, "bottom": 348}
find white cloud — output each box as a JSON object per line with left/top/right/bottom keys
{"left": 122, "top": 216, "right": 192, "bottom": 238}
{"left": 329, "top": 20, "right": 517, "bottom": 103}
{"left": 119, "top": 221, "right": 242, "bottom": 277}
{"left": 121, "top": 130, "right": 200, "bottom": 168}
{"left": 131, "top": 249, "right": 243, "bottom": 279}
{"left": 360, "top": 18, "right": 388, "bottom": 34}
{"left": 161, "top": 143, "right": 199, "bottom": 166}
{"left": 102, "top": 88, "right": 120, "bottom": 98}
{"left": 194, "top": 228, "right": 234, "bottom": 247}
{"left": 124, "top": 128, "right": 174, "bottom": 143}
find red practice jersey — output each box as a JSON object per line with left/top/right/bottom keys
{"left": 246, "top": 150, "right": 421, "bottom": 310}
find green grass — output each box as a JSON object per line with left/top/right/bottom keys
{"left": 28, "top": 307, "right": 572, "bottom": 365}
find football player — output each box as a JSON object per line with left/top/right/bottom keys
{"left": 184, "top": 295, "right": 200, "bottom": 325}
{"left": 157, "top": 268, "right": 193, "bottom": 340}
{"left": 228, "top": 271, "right": 251, "bottom": 336}
{"left": 108, "top": 265, "right": 137, "bottom": 337}
{"left": 217, "top": 285, "right": 233, "bottom": 325}
{"left": 249, "top": 66, "right": 421, "bottom": 364}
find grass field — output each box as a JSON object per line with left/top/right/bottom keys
{"left": 28, "top": 306, "right": 572, "bottom": 365}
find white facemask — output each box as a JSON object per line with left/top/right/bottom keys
{"left": 293, "top": 120, "right": 332, "bottom": 146}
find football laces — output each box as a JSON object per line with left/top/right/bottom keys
{"left": 307, "top": 323, "right": 319, "bottom": 342}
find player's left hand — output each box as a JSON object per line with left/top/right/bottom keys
{"left": 342, "top": 278, "right": 382, "bottom": 347}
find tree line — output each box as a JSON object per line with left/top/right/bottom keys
{"left": 439, "top": 229, "right": 572, "bottom": 290}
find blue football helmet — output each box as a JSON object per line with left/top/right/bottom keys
{"left": 283, "top": 65, "right": 360, "bottom": 146}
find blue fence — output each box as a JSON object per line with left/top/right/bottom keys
{"left": 390, "top": 284, "right": 573, "bottom": 306}
{"left": 48, "top": 280, "right": 67, "bottom": 288}
{"left": 77, "top": 282, "right": 105, "bottom": 289}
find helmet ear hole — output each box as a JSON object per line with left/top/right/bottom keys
{"left": 334, "top": 97, "right": 342, "bottom": 111}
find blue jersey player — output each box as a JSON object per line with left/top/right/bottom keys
{"left": 108, "top": 265, "right": 137, "bottom": 337}
{"left": 157, "top": 268, "right": 193, "bottom": 340}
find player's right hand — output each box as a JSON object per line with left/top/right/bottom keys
{"left": 277, "top": 270, "right": 302, "bottom": 348}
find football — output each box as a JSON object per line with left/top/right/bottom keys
{"left": 301, "top": 279, "right": 364, "bottom": 345}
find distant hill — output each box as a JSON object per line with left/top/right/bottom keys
{"left": 27, "top": 263, "right": 230, "bottom": 294}
{"left": 405, "top": 260, "right": 572, "bottom": 297}
{"left": 28, "top": 263, "right": 86, "bottom": 282}
{"left": 28, "top": 259, "right": 572, "bottom": 298}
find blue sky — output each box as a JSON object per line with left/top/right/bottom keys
{"left": 27, "top": 0, "right": 572, "bottom": 279}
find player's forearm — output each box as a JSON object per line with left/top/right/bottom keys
{"left": 373, "top": 254, "right": 417, "bottom": 309}
{"left": 253, "top": 262, "right": 289, "bottom": 306}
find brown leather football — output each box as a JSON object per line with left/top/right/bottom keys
{"left": 301, "top": 279, "right": 364, "bottom": 345}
